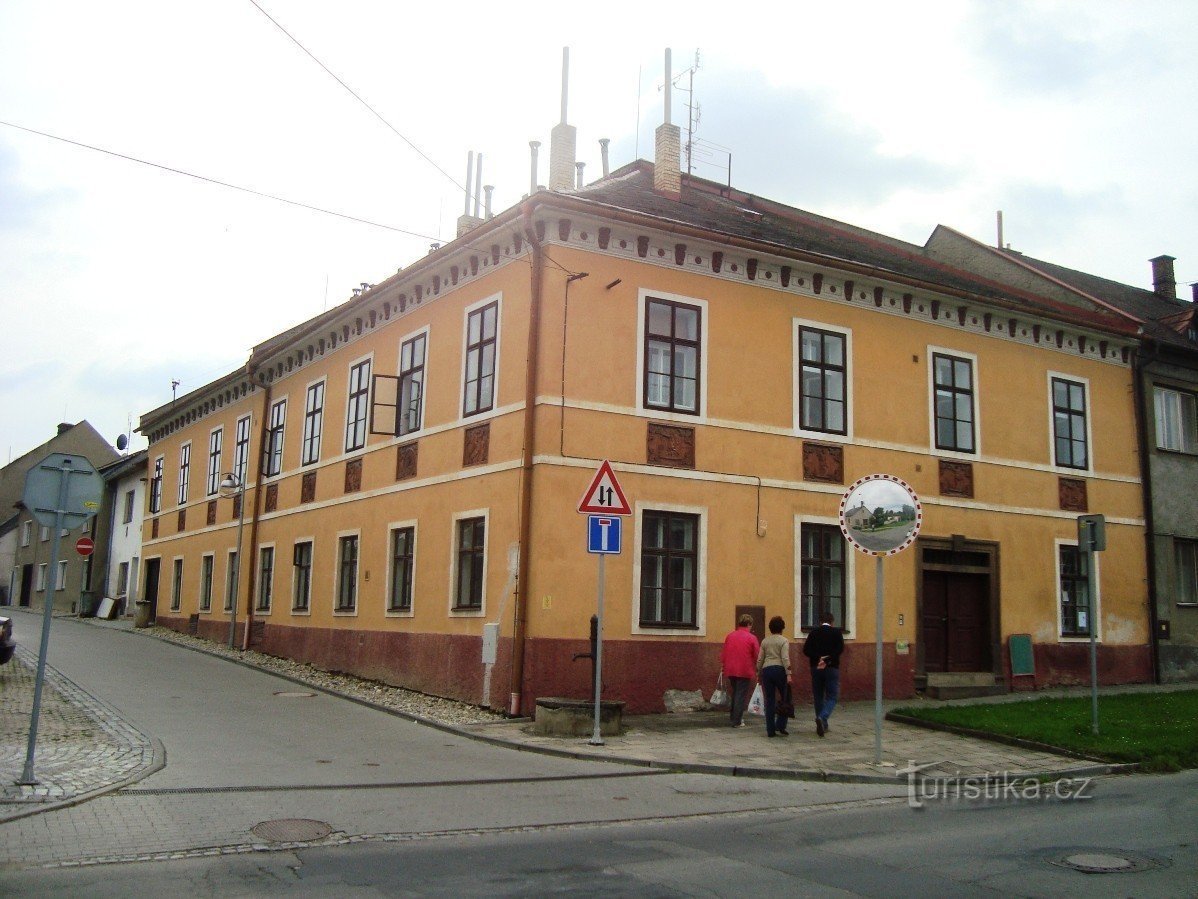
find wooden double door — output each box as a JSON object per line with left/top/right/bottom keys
{"left": 921, "top": 570, "right": 991, "bottom": 672}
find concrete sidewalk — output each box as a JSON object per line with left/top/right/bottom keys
{"left": 1, "top": 607, "right": 1135, "bottom": 822}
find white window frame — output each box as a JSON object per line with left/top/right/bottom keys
{"left": 290, "top": 538, "right": 315, "bottom": 616}
{"left": 264, "top": 397, "right": 288, "bottom": 478}
{"left": 36, "top": 563, "right": 47, "bottom": 592}
{"left": 631, "top": 500, "right": 707, "bottom": 636}
{"left": 171, "top": 556, "right": 184, "bottom": 612}
{"left": 224, "top": 549, "right": 239, "bottom": 612}
{"left": 233, "top": 415, "right": 252, "bottom": 485}
{"left": 178, "top": 441, "right": 192, "bottom": 505}
{"left": 793, "top": 318, "right": 854, "bottom": 442}
{"left": 199, "top": 552, "right": 215, "bottom": 612}
{"left": 206, "top": 426, "right": 223, "bottom": 496}
{"left": 344, "top": 354, "right": 374, "bottom": 453}
{"left": 386, "top": 519, "right": 418, "bottom": 617}
{"left": 448, "top": 508, "right": 488, "bottom": 617}
{"left": 1153, "top": 385, "right": 1198, "bottom": 454}
{"left": 1176, "top": 538, "right": 1198, "bottom": 607}
{"left": 398, "top": 325, "right": 431, "bottom": 437}
{"left": 20, "top": 520, "right": 31, "bottom": 547}
{"left": 301, "top": 378, "right": 326, "bottom": 466}
{"left": 1046, "top": 371, "right": 1093, "bottom": 473}
{"left": 55, "top": 560, "right": 67, "bottom": 591}
{"left": 256, "top": 543, "right": 275, "bottom": 614}
{"left": 1055, "top": 538, "right": 1101, "bottom": 643}
{"left": 40, "top": 525, "right": 49, "bottom": 542}
{"left": 333, "top": 530, "right": 360, "bottom": 616}
{"left": 150, "top": 455, "right": 164, "bottom": 513}
{"left": 459, "top": 293, "right": 503, "bottom": 421}
{"left": 927, "top": 346, "right": 982, "bottom": 458}
{"left": 794, "top": 515, "right": 856, "bottom": 638}
{"left": 116, "top": 561, "right": 130, "bottom": 596}
{"left": 636, "top": 288, "right": 709, "bottom": 422}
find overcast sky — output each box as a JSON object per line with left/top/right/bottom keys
{"left": 2, "top": 1, "right": 1195, "bottom": 462}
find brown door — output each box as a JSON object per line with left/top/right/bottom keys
{"left": 19, "top": 565, "right": 33, "bottom": 607}
{"left": 143, "top": 559, "right": 160, "bottom": 624}
{"left": 921, "top": 571, "right": 989, "bottom": 672}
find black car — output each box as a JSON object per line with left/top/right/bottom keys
{"left": 0, "top": 616, "right": 14, "bottom": 665}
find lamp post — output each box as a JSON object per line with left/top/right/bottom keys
{"left": 219, "top": 472, "right": 246, "bottom": 650}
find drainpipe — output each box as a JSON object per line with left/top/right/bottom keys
{"left": 510, "top": 201, "right": 547, "bottom": 716}
{"left": 241, "top": 368, "right": 272, "bottom": 651}
{"left": 1131, "top": 342, "right": 1162, "bottom": 683}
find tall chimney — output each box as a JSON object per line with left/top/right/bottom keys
{"left": 549, "top": 47, "right": 577, "bottom": 191}
{"left": 463, "top": 151, "right": 474, "bottom": 216}
{"left": 457, "top": 150, "right": 483, "bottom": 237}
{"left": 996, "top": 211, "right": 1004, "bottom": 249}
{"left": 529, "top": 140, "right": 541, "bottom": 195}
{"left": 1150, "top": 255, "right": 1177, "bottom": 298}
{"left": 575, "top": 161, "right": 585, "bottom": 189}
{"left": 599, "top": 138, "right": 610, "bottom": 177}
{"left": 653, "top": 48, "right": 682, "bottom": 199}
{"left": 483, "top": 184, "right": 494, "bottom": 220}
{"left": 473, "top": 153, "right": 483, "bottom": 218}
{"left": 1191, "top": 282, "right": 1198, "bottom": 304}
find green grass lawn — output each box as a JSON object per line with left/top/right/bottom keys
{"left": 892, "top": 689, "right": 1198, "bottom": 772}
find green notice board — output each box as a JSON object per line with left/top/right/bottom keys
{"left": 1009, "top": 634, "right": 1035, "bottom": 677}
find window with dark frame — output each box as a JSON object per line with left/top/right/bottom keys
{"left": 1176, "top": 539, "right": 1198, "bottom": 605}
{"left": 644, "top": 298, "right": 700, "bottom": 414}
{"left": 1052, "top": 377, "right": 1089, "bottom": 469}
{"left": 264, "top": 399, "right": 286, "bottom": 477}
{"left": 336, "top": 535, "right": 358, "bottom": 611}
{"left": 292, "top": 541, "right": 312, "bottom": 612}
{"left": 122, "top": 489, "right": 136, "bottom": 524}
{"left": 178, "top": 444, "right": 191, "bottom": 504}
{"left": 933, "top": 352, "right": 975, "bottom": 453}
{"left": 302, "top": 381, "right": 324, "bottom": 466}
{"left": 206, "top": 428, "right": 223, "bottom": 496}
{"left": 233, "top": 415, "right": 251, "bottom": 485}
{"left": 257, "top": 546, "right": 274, "bottom": 612}
{"left": 799, "top": 327, "right": 847, "bottom": 434}
{"left": 345, "top": 360, "right": 372, "bottom": 452}
{"left": 1059, "top": 544, "right": 1091, "bottom": 636}
{"left": 171, "top": 558, "right": 183, "bottom": 611}
{"left": 150, "top": 456, "right": 163, "bottom": 513}
{"left": 639, "top": 510, "right": 699, "bottom": 628}
{"left": 463, "top": 303, "right": 498, "bottom": 417}
{"left": 800, "top": 523, "right": 846, "bottom": 630}
{"left": 399, "top": 333, "right": 427, "bottom": 436}
{"left": 199, "top": 555, "right": 213, "bottom": 611}
{"left": 389, "top": 526, "right": 415, "bottom": 612}
{"left": 116, "top": 562, "right": 129, "bottom": 596}
{"left": 224, "top": 550, "right": 238, "bottom": 611}
{"left": 1154, "top": 386, "right": 1198, "bottom": 453}
{"left": 454, "top": 517, "right": 485, "bottom": 610}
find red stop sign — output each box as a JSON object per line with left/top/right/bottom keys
{"left": 75, "top": 536, "right": 95, "bottom": 557}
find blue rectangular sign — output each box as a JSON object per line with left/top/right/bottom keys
{"left": 587, "top": 515, "right": 621, "bottom": 554}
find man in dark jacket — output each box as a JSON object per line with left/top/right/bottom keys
{"left": 802, "top": 610, "right": 844, "bottom": 737}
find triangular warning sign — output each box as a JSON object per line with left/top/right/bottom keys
{"left": 578, "top": 460, "right": 631, "bottom": 515}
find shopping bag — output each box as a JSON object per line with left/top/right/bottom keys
{"left": 746, "top": 683, "right": 766, "bottom": 716}
{"left": 709, "top": 673, "right": 729, "bottom": 708}
{"left": 777, "top": 684, "right": 795, "bottom": 719}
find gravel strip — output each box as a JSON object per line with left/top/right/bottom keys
{"left": 140, "top": 626, "right": 507, "bottom": 727}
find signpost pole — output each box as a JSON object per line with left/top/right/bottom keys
{"left": 589, "top": 552, "right": 605, "bottom": 746}
{"left": 1083, "top": 520, "right": 1100, "bottom": 736}
{"left": 874, "top": 555, "right": 884, "bottom": 765}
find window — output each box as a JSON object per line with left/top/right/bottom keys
{"left": 336, "top": 535, "right": 358, "bottom": 612}
{"left": 644, "top": 297, "right": 700, "bottom": 414}
{"left": 40, "top": 525, "right": 48, "bottom": 542}
{"left": 389, "top": 526, "right": 415, "bottom": 612}
{"left": 1059, "top": 544, "right": 1092, "bottom": 637}
{"left": 122, "top": 489, "right": 136, "bottom": 524}
{"left": 454, "top": 517, "right": 486, "bottom": 610}
{"left": 1177, "top": 540, "right": 1198, "bottom": 606}
{"left": 178, "top": 443, "right": 191, "bottom": 504}
{"left": 639, "top": 510, "right": 699, "bottom": 628}
{"left": 257, "top": 546, "right": 274, "bottom": 612}
{"left": 345, "top": 360, "right": 371, "bottom": 451}
{"left": 206, "top": 428, "right": 223, "bottom": 496}
{"left": 233, "top": 415, "right": 251, "bottom": 485}
{"left": 463, "top": 301, "right": 498, "bottom": 416}
{"left": 932, "top": 352, "right": 975, "bottom": 453}
{"left": 55, "top": 560, "right": 67, "bottom": 591}
{"left": 292, "top": 541, "right": 313, "bottom": 612}
{"left": 264, "top": 399, "right": 286, "bottom": 476}
{"left": 399, "top": 332, "right": 427, "bottom": 435}
{"left": 302, "top": 381, "right": 325, "bottom": 465}
{"left": 1051, "top": 377, "right": 1089, "bottom": 469}
{"left": 799, "top": 326, "right": 848, "bottom": 434}
{"left": 199, "top": 555, "right": 214, "bottom": 611}
{"left": 1154, "top": 386, "right": 1197, "bottom": 453}
{"left": 36, "top": 563, "right": 47, "bottom": 592}
{"left": 116, "top": 561, "right": 130, "bottom": 596}
{"left": 800, "top": 523, "right": 846, "bottom": 630}
{"left": 171, "top": 559, "right": 183, "bottom": 611}
{"left": 225, "top": 550, "right": 238, "bottom": 612}
{"left": 150, "top": 456, "right": 164, "bottom": 514}
{"left": 20, "top": 520, "right": 31, "bottom": 547}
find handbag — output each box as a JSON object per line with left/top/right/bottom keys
{"left": 777, "top": 684, "right": 795, "bottom": 719}
{"left": 710, "top": 673, "right": 729, "bottom": 708}
{"left": 746, "top": 683, "right": 766, "bottom": 716}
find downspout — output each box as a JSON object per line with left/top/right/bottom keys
{"left": 241, "top": 367, "right": 271, "bottom": 651}
{"left": 1131, "top": 342, "right": 1161, "bottom": 683}
{"left": 510, "top": 201, "right": 546, "bottom": 715}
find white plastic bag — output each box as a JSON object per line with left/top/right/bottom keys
{"left": 710, "top": 673, "right": 729, "bottom": 708}
{"left": 746, "top": 683, "right": 766, "bottom": 716}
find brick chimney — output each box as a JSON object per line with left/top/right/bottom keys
{"left": 654, "top": 48, "right": 681, "bottom": 200}
{"left": 1150, "top": 254, "right": 1177, "bottom": 298}
{"left": 549, "top": 48, "right": 577, "bottom": 192}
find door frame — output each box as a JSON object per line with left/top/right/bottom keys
{"left": 915, "top": 535, "right": 1002, "bottom": 686}
{"left": 143, "top": 557, "right": 161, "bottom": 624}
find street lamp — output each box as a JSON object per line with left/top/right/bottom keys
{"left": 218, "top": 472, "right": 246, "bottom": 650}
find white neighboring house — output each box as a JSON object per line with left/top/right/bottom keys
{"left": 99, "top": 450, "right": 148, "bottom": 616}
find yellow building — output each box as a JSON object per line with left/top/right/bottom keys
{"left": 138, "top": 124, "right": 1151, "bottom": 713}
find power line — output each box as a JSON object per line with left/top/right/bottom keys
{"left": 246, "top": 0, "right": 476, "bottom": 206}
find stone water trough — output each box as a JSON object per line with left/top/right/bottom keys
{"left": 532, "top": 697, "right": 626, "bottom": 736}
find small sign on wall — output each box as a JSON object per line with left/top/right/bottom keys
{"left": 481, "top": 622, "right": 499, "bottom": 665}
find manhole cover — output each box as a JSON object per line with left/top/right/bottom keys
{"left": 273, "top": 690, "right": 316, "bottom": 698}
{"left": 251, "top": 818, "right": 332, "bottom": 843}
{"left": 1052, "top": 851, "right": 1158, "bottom": 874}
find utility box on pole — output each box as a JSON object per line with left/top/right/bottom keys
{"left": 1078, "top": 514, "right": 1106, "bottom": 553}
